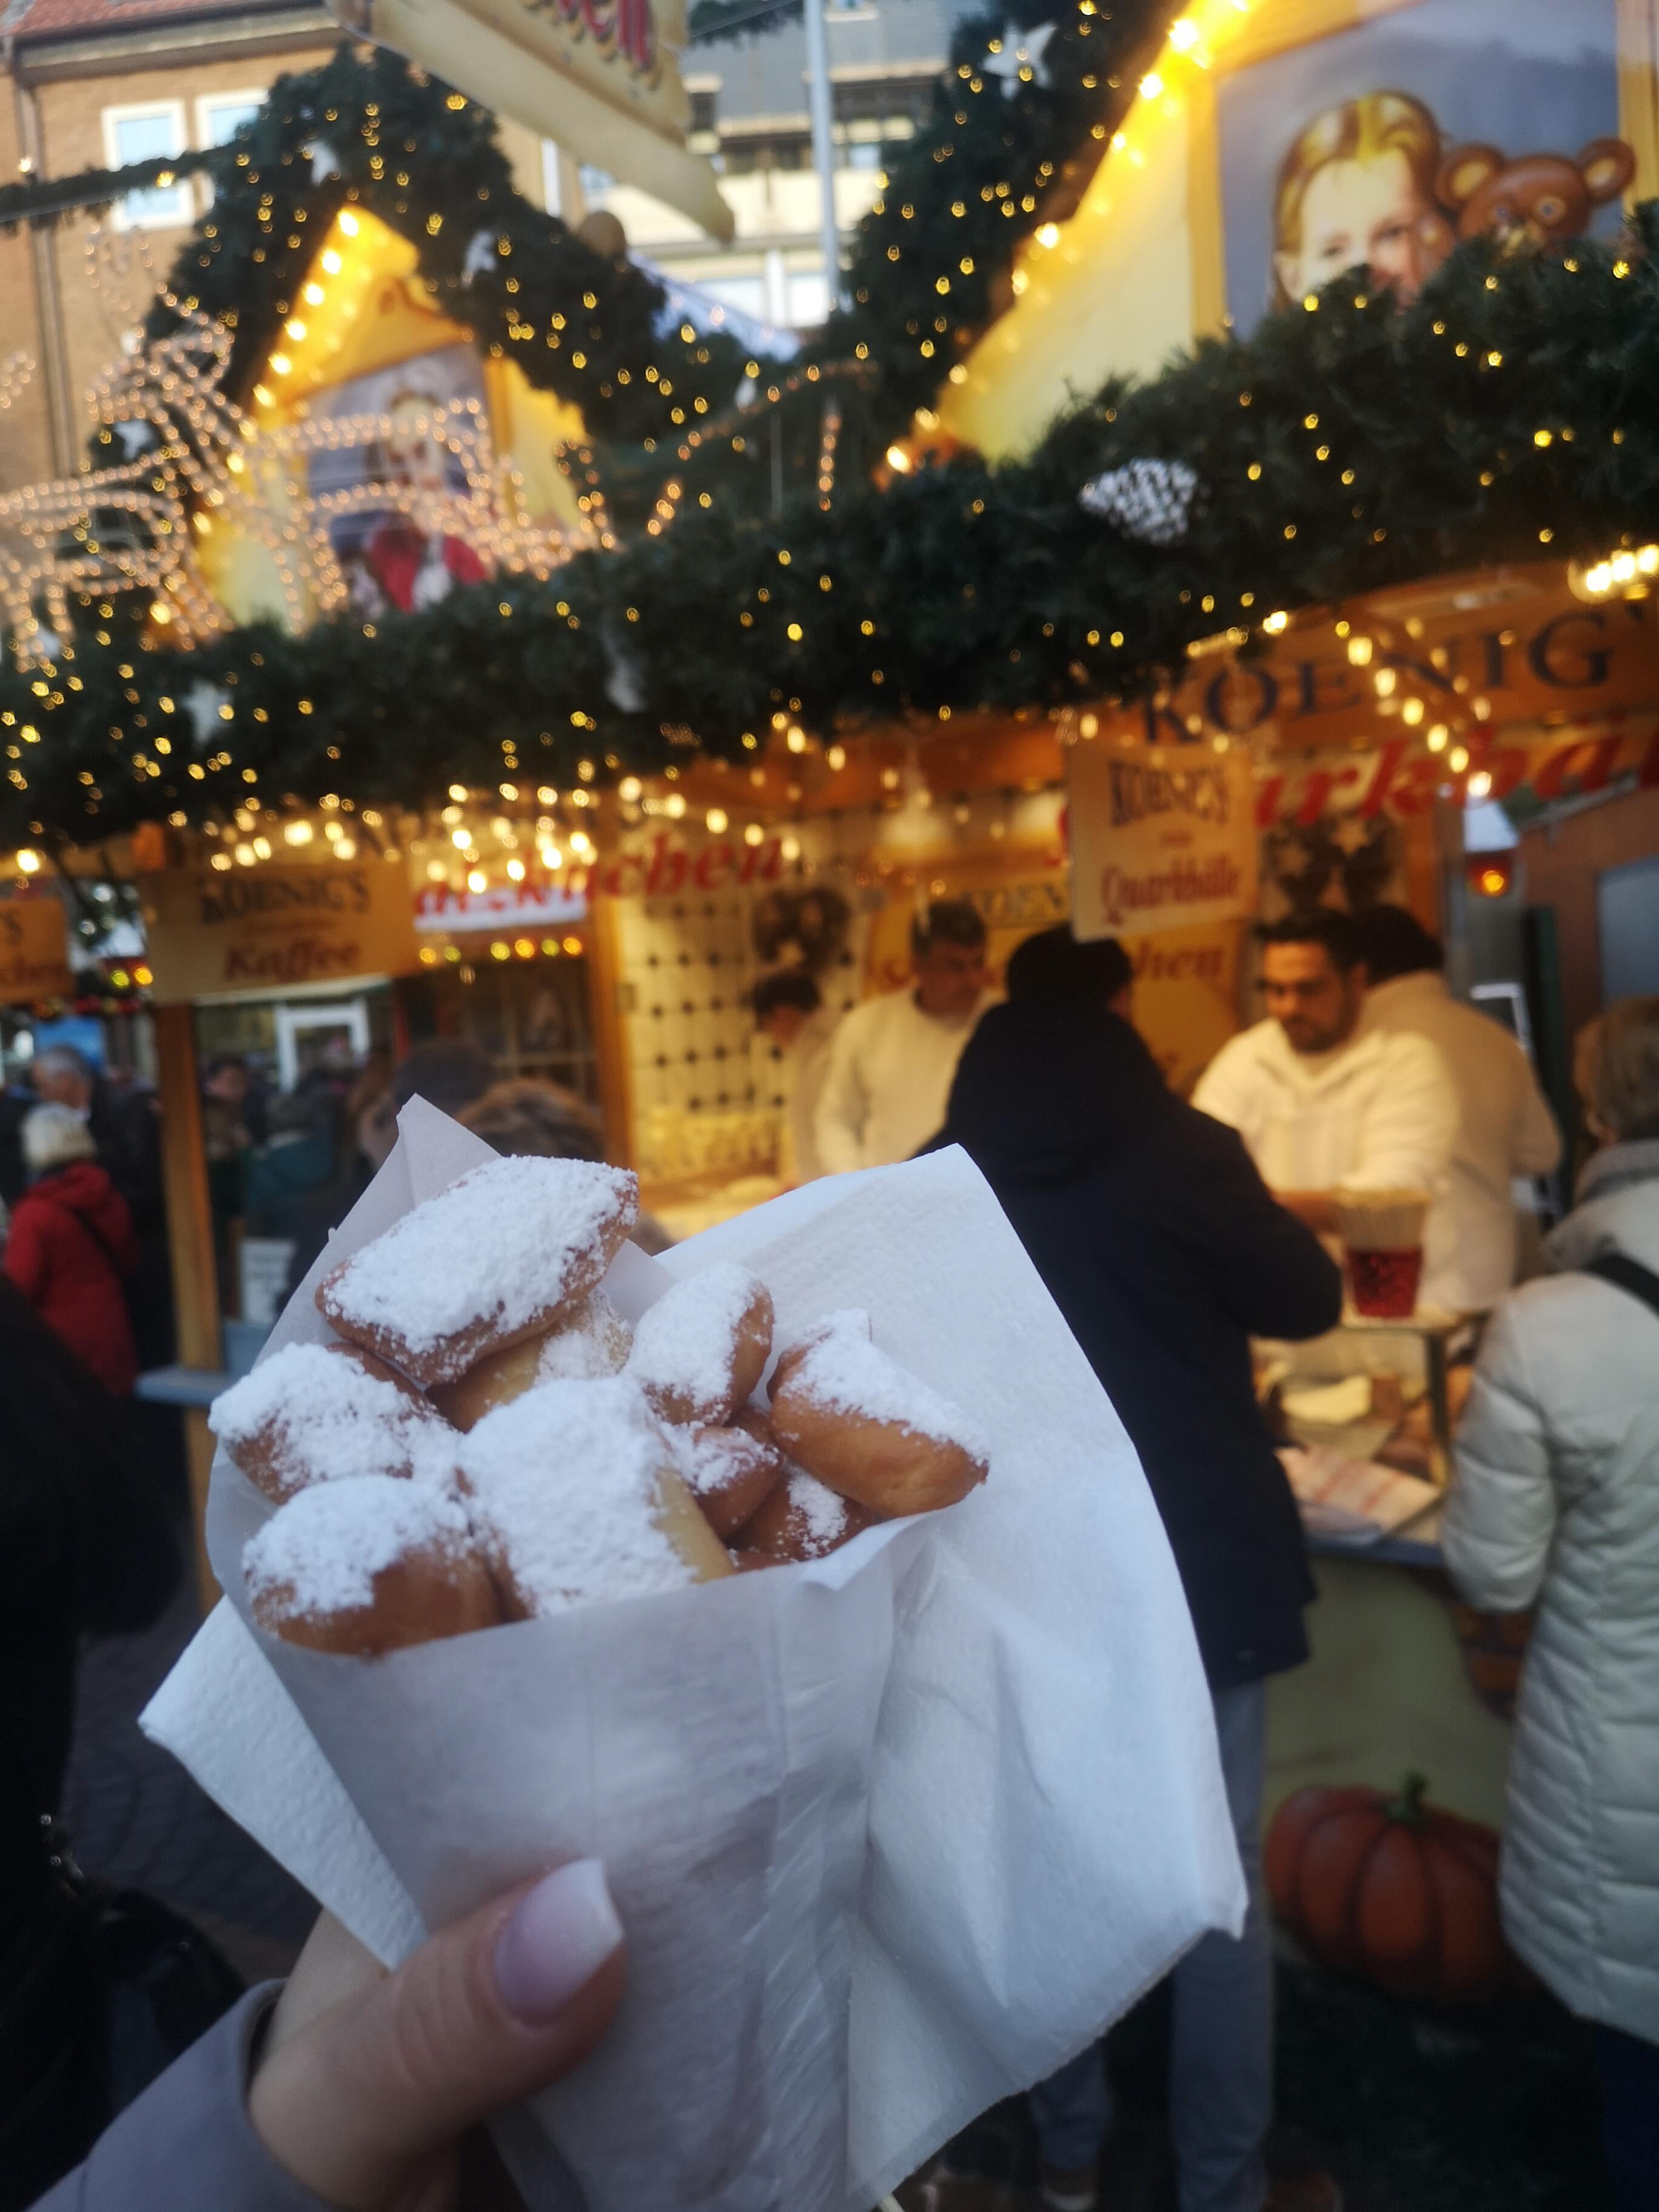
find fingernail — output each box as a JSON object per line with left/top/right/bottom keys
{"left": 494, "top": 1859, "right": 622, "bottom": 2025}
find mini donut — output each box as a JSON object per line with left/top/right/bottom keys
{"left": 318, "top": 1156, "right": 637, "bottom": 1389}
{"left": 728, "top": 1547, "right": 780, "bottom": 1574}
{"left": 434, "top": 1292, "right": 633, "bottom": 1432}
{"left": 245, "top": 1476, "right": 500, "bottom": 1656}
{"left": 737, "top": 1468, "right": 882, "bottom": 1562}
{"left": 460, "top": 1376, "right": 733, "bottom": 1617}
{"left": 769, "top": 1307, "right": 871, "bottom": 1392}
{"left": 671, "top": 1416, "right": 784, "bottom": 1540}
{"left": 210, "top": 1339, "right": 458, "bottom": 1504}
{"left": 768, "top": 1326, "right": 990, "bottom": 1518}
{"left": 626, "top": 1264, "right": 774, "bottom": 1426}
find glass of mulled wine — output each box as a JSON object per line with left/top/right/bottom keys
{"left": 1336, "top": 1189, "right": 1429, "bottom": 1319}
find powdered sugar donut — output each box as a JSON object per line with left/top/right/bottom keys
{"left": 671, "top": 1414, "right": 783, "bottom": 1540}
{"left": 460, "top": 1377, "right": 732, "bottom": 1617}
{"left": 626, "top": 1263, "right": 774, "bottom": 1426}
{"left": 738, "top": 1467, "right": 880, "bottom": 1561}
{"left": 769, "top": 1307, "right": 871, "bottom": 1392}
{"left": 318, "top": 1156, "right": 637, "bottom": 1388}
{"left": 210, "top": 1340, "right": 458, "bottom": 1503}
{"left": 245, "top": 1476, "right": 499, "bottom": 1655}
{"left": 768, "top": 1319, "right": 990, "bottom": 1517}
{"left": 434, "top": 1292, "right": 633, "bottom": 1432}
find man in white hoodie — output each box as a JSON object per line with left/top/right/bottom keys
{"left": 1349, "top": 905, "right": 1561, "bottom": 1311}
{"left": 1194, "top": 910, "right": 1459, "bottom": 1298}
{"left": 814, "top": 900, "right": 999, "bottom": 1174}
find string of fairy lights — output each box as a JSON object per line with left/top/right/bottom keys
{"left": 2, "top": 9, "right": 1657, "bottom": 893}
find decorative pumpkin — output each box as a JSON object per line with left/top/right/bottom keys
{"left": 1265, "top": 1774, "right": 1512, "bottom": 2006}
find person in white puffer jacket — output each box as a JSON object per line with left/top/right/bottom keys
{"left": 1442, "top": 996, "right": 1659, "bottom": 2212}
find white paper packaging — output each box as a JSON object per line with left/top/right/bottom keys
{"left": 146, "top": 1098, "right": 1244, "bottom": 2210}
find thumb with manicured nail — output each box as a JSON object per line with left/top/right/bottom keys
{"left": 249, "top": 1858, "right": 626, "bottom": 2211}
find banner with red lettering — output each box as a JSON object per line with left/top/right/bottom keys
{"left": 1068, "top": 734, "right": 1259, "bottom": 940}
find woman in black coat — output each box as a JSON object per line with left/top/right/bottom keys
{"left": 934, "top": 927, "right": 1342, "bottom": 2212}
{"left": 0, "top": 1280, "right": 179, "bottom": 2206}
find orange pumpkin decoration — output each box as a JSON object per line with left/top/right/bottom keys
{"left": 1265, "top": 1774, "right": 1512, "bottom": 2006}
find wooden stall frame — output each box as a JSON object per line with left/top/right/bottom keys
{"left": 154, "top": 1000, "right": 224, "bottom": 1612}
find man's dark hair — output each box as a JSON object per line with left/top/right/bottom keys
{"left": 1005, "top": 927, "right": 1133, "bottom": 1008}
{"left": 911, "top": 899, "right": 987, "bottom": 961}
{"left": 1347, "top": 903, "right": 1444, "bottom": 985}
{"left": 751, "top": 968, "right": 822, "bottom": 1023}
{"left": 1256, "top": 909, "right": 1362, "bottom": 973}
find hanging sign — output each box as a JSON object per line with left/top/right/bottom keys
{"left": 139, "top": 862, "right": 420, "bottom": 1002}
{"left": 1067, "top": 735, "right": 1259, "bottom": 940}
{"left": 0, "top": 897, "right": 74, "bottom": 1005}
{"left": 330, "top": 0, "right": 733, "bottom": 240}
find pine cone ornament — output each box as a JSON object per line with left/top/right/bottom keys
{"left": 1079, "top": 457, "right": 1199, "bottom": 546}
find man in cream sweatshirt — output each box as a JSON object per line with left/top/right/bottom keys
{"left": 815, "top": 900, "right": 1000, "bottom": 1174}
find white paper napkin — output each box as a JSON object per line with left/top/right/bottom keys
{"left": 144, "top": 1101, "right": 1242, "bottom": 2209}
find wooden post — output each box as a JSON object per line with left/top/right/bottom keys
{"left": 585, "top": 897, "right": 635, "bottom": 1170}
{"left": 153, "top": 1000, "right": 223, "bottom": 1612}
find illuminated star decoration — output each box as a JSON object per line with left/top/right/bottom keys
{"left": 980, "top": 22, "right": 1058, "bottom": 87}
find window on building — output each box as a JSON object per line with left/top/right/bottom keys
{"left": 195, "top": 92, "right": 264, "bottom": 207}
{"left": 786, "top": 269, "right": 830, "bottom": 327}
{"left": 104, "top": 102, "right": 190, "bottom": 230}
{"left": 197, "top": 92, "right": 264, "bottom": 147}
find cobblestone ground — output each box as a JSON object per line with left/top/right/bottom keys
{"left": 61, "top": 1567, "right": 317, "bottom": 1986}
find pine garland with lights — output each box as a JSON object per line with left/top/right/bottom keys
{"left": 5, "top": 206, "right": 1658, "bottom": 851}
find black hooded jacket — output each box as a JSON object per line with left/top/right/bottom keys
{"left": 938, "top": 1001, "right": 1342, "bottom": 1687}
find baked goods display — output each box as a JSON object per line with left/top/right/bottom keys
{"left": 626, "top": 1263, "right": 774, "bottom": 1426}
{"left": 317, "top": 1155, "right": 637, "bottom": 1387}
{"left": 244, "top": 1476, "right": 502, "bottom": 1655}
{"left": 210, "top": 1340, "right": 459, "bottom": 1502}
{"left": 769, "top": 1309, "right": 991, "bottom": 1517}
{"left": 212, "top": 1155, "right": 992, "bottom": 1658}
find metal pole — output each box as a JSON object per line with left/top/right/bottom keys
{"left": 803, "top": 0, "right": 840, "bottom": 312}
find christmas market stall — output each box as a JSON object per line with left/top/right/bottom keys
{"left": 2, "top": 0, "right": 1658, "bottom": 1937}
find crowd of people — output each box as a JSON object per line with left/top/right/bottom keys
{"left": 5, "top": 905, "right": 1657, "bottom": 2212}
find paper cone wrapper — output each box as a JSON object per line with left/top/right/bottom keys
{"left": 149, "top": 1100, "right": 1245, "bottom": 2211}
{"left": 1335, "top": 1188, "right": 1429, "bottom": 1253}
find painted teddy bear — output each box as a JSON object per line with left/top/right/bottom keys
{"left": 1435, "top": 137, "right": 1636, "bottom": 247}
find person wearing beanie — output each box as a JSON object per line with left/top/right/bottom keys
{"left": 934, "top": 926, "right": 1342, "bottom": 2212}
{"left": 4, "top": 1104, "right": 141, "bottom": 1394}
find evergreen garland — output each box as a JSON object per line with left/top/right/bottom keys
{"left": 6, "top": 207, "right": 1656, "bottom": 851}
{"left": 3, "top": 13, "right": 1658, "bottom": 852}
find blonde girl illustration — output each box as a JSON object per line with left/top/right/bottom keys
{"left": 1270, "top": 90, "right": 1455, "bottom": 309}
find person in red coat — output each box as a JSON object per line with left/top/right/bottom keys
{"left": 4, "top": 1103, "right": 140, "bottom": 1395}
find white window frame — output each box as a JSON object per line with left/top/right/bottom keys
{"left": 195, "top": 89, "right": 265, "bottom": 147}
{"left": 194, "top": 90, "right": 266, "bottom": 209}
{"left": 102, "top": 99, "right": 189, "bottom": 232}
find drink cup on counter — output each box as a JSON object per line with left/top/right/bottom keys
{"left": 1336, "top": 1189, "right": 1429, "bottom": 1318}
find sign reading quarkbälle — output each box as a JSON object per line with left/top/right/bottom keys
{"left": 1068, "top": 736, "right": 1259, "bottom": 940}
{"left": 0, "top": 897, "right": 74, "bottom": 1005}
{"left": 139, "top": 863, "right": 420, "bottom": 1002}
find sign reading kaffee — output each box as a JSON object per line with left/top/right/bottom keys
{"left": 1067, "top": 734, "right": 1259, "bottom": 941}
{"left": 139, "top": 863, "right": 419, "bottom": 1002}
{"left": 0, "top": 897, "right": 74, "bottom": 1005}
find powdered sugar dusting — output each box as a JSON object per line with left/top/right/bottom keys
{"left": 326, "top": 1156, "right": 637, "bottom": 1355}
{"left": 211, "top": 1344, "right": 456, "bottom": 1492}
{"left": 628, "top": 1262, "right": 766, "bottom": 1416}
{"left": 671, "top": 1422, "right": 773, "bottom": 1498}
{"left": 786, "top": 1329, "right": 990, "bottom": 1461}
{"left": 461, "top": 1377, "right": 692, "bottom": 1614}
{"left": 245, "top": 1476, "right": 472, "bottom": 1618}
{"left": 788, "top": 1468, "right": 850, "bottom": 1544}
{"left": 535, "top": 1292, "right": 632, "bottom": 1382}
{"left": 779, "top": 1309, "right": 871, "bottom": 1367}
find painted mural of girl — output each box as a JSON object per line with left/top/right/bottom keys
{"left": 1270, "top": 89, "right": 1455, "bottom": 310}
